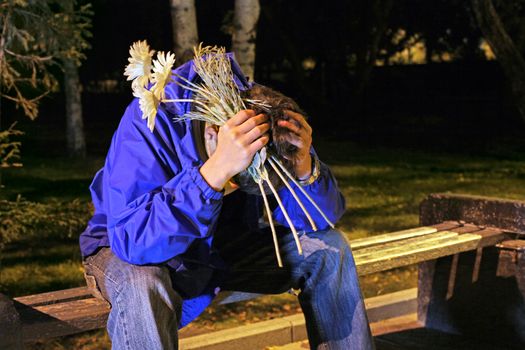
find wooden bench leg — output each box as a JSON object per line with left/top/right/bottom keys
{"left": 0, "top": 293, "right": 23, "bottom": 350}
{"left": 417, "top": 246, "right": 525, "bottom": 345}
{"left": 417, "top": 259, "right": 436, "bottom": 326}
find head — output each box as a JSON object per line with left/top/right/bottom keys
{"left": 202, "top": 84, "right": 306, "bottom": 195}
{"left": 243, "top": 84, "right": 306, "bottom": 163}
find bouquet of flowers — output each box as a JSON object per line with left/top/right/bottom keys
{"left": 124, "top": 41, "right": 333, "bottom": 267}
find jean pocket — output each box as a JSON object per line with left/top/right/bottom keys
{"left": 83, "top": 270, "right": 110, "bottom": 306}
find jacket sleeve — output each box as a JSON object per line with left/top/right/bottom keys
{"left": 102, "top": 99, "right": 223, "bottom": 265}
{"left": 273, "top": 153, "right": 346, "bottom": 232}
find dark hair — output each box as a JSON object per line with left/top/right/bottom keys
{"left": 234, "top": 84, "right": 307, "bottom": 195}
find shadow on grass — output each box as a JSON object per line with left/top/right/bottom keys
{"left": 1, "top": 241, "right": 81, "bottom": 268}
{"left": 2, "top": 175, "right": 93, "bottom": 202}
{"left": 0, "top": 239, "right": 84, "bottom": 296}
{"left": 3, "top": 278, "right": 85, "bottom": 298}
{"left": 0, "top": 155, "right": 104, "bottom": 201}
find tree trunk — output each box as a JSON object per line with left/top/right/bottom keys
{"left": 64, "top": 59, "right": 86, "bottom": 158}
{"left": 231, "top": 0, "right": 260, "bottom": 82}
{"left": 471, "top": 0, "right": 525, "bottom": 123}
{"left": 170, "top": 0, "right": 199, "bottom": 63}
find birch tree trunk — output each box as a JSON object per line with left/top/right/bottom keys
{"left": 232, "top": 0, "right": 260, "bottom": 81}
{"left": 64, "top": 59, "right": 86, "bottom": 158}
{"left": 170, "top": 0, "right": 199, "bottom": 63}
{"left": 472, "top": 0, "right": 525, "bottom": 123}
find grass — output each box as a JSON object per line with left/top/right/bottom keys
{"left": 1, "top": 140, "right": 525, "bottom": 349}
{"left": 1, "top": 241, "right": 84, "bottom": 296}
{"left": 0, "top": 155, "right": 102, "bottom": 202}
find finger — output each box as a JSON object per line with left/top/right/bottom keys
{"left": 237, "top": 113, "right": 268, "bottom": 134}
{"left": 228, "top": 109, "right": 257, "bottom": 126}
{"left": 242, "top": 122, "right": 271, "bottom": 144}
{"left": 277, "top": 119, "right": 302, "bottom": 135}
{"left": 284, "top": 133, "right": 305, "bottom": 148}
{"left": 247, "top": 135, "right": 270, "bottom": 154}
{"left": 284, "top": 110, "right": 312, "bottom": 134}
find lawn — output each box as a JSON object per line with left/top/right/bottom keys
{"left": 1, "top": 140, "right": 524, "bottom": 349}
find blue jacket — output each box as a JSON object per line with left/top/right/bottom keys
{"left": 79, "top": 57, "right": 346, "bottom": 327}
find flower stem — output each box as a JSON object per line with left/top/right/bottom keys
{"left": 270, "top": 155, "right": 335, "bottom": 228}
{"left": 267, "top": 157, "right": 317, "bottom": 231}
{"left": 260, "top": 169, "right": 303, "bottom": 255}
{"left": 257, "top": 179, "right": 283, "bottom": 267}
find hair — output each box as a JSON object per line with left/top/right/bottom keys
{"left": 234, "top": 84, "right": 307, "bottom": 195}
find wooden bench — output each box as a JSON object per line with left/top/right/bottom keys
{"left": 1, "top": 193, "right": 524, "bottom": 349}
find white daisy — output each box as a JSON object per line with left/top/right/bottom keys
{"left": 151, "top": 51, "right": 176, "bottom": 101}
{"left": 137, "top": 88, "right": 160, "bottom": 132}
{"left": 124, "top": 40, "right": 155, "bottom": 90}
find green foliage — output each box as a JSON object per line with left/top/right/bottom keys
{"left": 0, "top": 196, "right": 92, "bottom": 251}
{"left": 0, "top": 0, "right": 92, "bottom": 119}
{"left": 0, "top": 122, "right": 23, "bottom": 168}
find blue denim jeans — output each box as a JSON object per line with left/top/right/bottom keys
{"left": 83, "top": 228, "right": 374, "bottom": 350}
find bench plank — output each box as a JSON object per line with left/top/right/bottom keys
{"left": 350, "top": 226, "right": 438, "bottom": 249}
{"left": 353, "top": 231, "right": 460, "bottom": 259}
{"left": 420, "top": 193, "right": 525, "bottom": 234}
{"left": 475, "top": 227, "right": 511, "bottom": 247}
{"left": 356, "top": 233, "right": 481, "bottom": 275}
{"left": 17, "top": 298, "right": 109, "bottom": 342}
{"left": 431, "top": 221, "right": 464, "bottom": 231}
{"left": 14, "top": 287, "right": 92, "bottom": 307}
{"left": 356, "top": 234, "right": 480, "bottom": 264}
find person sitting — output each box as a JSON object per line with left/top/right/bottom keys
{"left": 79, "top": 55, "right": 374, "bottom": 350}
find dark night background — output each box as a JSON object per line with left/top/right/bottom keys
{"left": 4, "top": 0, "right": 525, "bottom": 158}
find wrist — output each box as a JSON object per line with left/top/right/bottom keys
{"left": 200, "top": 156, "right": 231, "bottom": 192}
{"left": 295, "top": 153, "right": 313, "bottom": 180}
{"left": 297, "top": 153, "right": 320, "bottom": 186}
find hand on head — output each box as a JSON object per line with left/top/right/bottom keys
{"left": 200, "top": 110, "right": 270, "bottom": 191}
{"left": 276, "top": 110, "right": 313, "bottom": 179}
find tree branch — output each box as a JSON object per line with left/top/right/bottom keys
{"left": 471, "top": 0, "right": 525, "bottom": 122}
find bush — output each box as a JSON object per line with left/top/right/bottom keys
{"left": 0, "top": 196, "right": 93, "bottom": 250}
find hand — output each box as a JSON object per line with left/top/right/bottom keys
{"left": 200, "top": 110, "right": 270, "bottom": 191}
{"left": 277, "top": 110, "right": 313, "bottom": 179}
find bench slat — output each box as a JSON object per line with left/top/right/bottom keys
{"left": 356, "top": 233, "right": 480, "bottom": 264}
{"left": 14, "top": 287, "right": 92, "bottom": 307}
{"left": 356, "top": 233, "right": 481, "bottom": 275}
{"left": 431, "top": 221, "right": 464, "bottom": 231}
{"left": 353, "top": 231, "right": 460, "bottom": 259}
{"left": 475, "top": 227, "right": 510, "bottom": 247}
{"left": 350, "top": 226, "right": 438, "bottom": 249}
{"left": 17, "top": 298, "right": 109, "bottom": 342}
